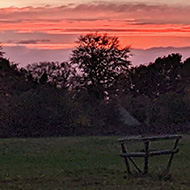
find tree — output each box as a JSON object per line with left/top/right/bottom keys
{"left": 70, "top": 33, "right": 130, "bottom": 99}
{"left": 181, "top": 57, "right": 190, "bottom": 82}
{"left": 129, "top": 53, "right": 182, "bottom": 98}
{"left": 0, "top": 45, "right": 4, "bottom": 57}
{"left": 26, "top": 62, "right": 72, "bottom": 89}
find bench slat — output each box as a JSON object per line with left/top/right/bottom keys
{"left": 118, "top": 134, "right": 182, "bottom": 143}
{"left": 120, "top": 149, "right": 179, "bottom": 158}
{"left": 149, "top": 149, "right": 179, "bottom": 156}
{"left": 120, "top": 152, "right": 146, "bottom": 157}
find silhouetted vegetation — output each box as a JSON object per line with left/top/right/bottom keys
{"left": 70, "top": 33, "right": 130, "bottom": 100}
{"left": 0, "top": 35, "right": 189, "bottom": 137}
{"left": 0, "top": 45, "right": 4, "bottom": 57}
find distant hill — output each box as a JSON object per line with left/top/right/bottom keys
{"left": 3, "top": 46, "right": 190, "bottom": 68}
{"left": 131, "top": 46, "right": 190, "bottom": 66}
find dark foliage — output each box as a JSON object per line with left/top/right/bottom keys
{"left": 70, "top": 33, "right": 130, "bottom": 100}
{"left": 129, "top": 53, "right": 182, "bottom": 98}
{"left": 26, "top": 62, "right": 72, "bottom": 89}
{"left": 122, "top": 54, "right": 190, "bottom": 133}
{"left": 0, "top": 45, "right": 4, "bottom": 57}
{"left": 0, "top": 40, "right": 190, "bottom": 137}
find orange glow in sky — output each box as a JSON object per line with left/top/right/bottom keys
{"left": 1, "top": 1, "right": 190, "bottom": 66}
{"left": 1, "top": 2, "right": 190, "bottom": 49}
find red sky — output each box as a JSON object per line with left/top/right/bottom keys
{"left": 0, "top": 1, "right": 190, "bottom": 66}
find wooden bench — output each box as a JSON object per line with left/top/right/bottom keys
{"left": 118, "top": 134, "right": 182, "bottom": 175}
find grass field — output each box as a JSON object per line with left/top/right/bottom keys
{"left": 0, "top": 135, "right": 189, "bottom": 190}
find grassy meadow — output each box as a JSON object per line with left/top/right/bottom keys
{"left": 0, "top": 135, "right": 189, "bottom": 190}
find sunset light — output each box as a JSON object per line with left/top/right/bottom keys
{"left": 0, "top": 2, "right": 190, "bottom": 187}
{"left": 1, "top": 0, "right": 190, "bottom": 65}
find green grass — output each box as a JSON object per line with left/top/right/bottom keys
{"left": 0, "top": 135, "right": 189, "bottom": 189}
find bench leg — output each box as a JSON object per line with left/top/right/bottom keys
{"left": 144, "top": 141, "right": 149, "bottom": 174}
{"left": 121, "top": 144, "right": 131, "bottom": 174}
{"left": 166, "top": 138, "right": 179, "bottom": 173}
{"left": 128, "top": 157, "right": 142, "bottom": 173}
{"left": 124, "top": 157, "right": 132, "bottom": 174}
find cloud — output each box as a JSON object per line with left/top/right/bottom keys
{"left": 1, "top": 3, "right": 190, "bottom": 25}
{"left": 1, "top": 2, "right": 190, "bottom": 67}
{"left": 1, "top": 2, "right": 190, "bottom": 50}
{"left": 0, "top": 31, "right": 79, "bottom": 50}
{"left": 18, "top": 39, "right": 50, "bottom": 44}
{"left": 64, "top": 27, "right": 190, "bottom": 34}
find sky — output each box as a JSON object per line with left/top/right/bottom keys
{"left": 1, "top": 0, "right": 190, "bottom": 67}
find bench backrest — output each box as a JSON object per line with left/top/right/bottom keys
{"left": 118, "top": 134, "right": 182, "bottom": 143}
{"left": 118, "top": 134, "right": 182, "bottom": 175}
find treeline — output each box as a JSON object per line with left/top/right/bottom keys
{"left": 0, "top": 33, "right": 189, "bottom": 137}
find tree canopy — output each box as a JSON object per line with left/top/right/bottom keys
{"left": 26, "top": 61, "right": 72, "bottom": 89}
{"left": 0, "top": 45, "right": 4, "bottom": 57}
{"left": 0, "top": 39, "right": 190, "bottom": 137}
{"left": 70, "top": 33, "right": 131, "bottom": 99}
{"left": 129, "top": 53, "right": 183, "bottom": 98}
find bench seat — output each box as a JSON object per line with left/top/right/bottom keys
{"left": 120, "top": 149, "right": 179, "bottom": 158}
